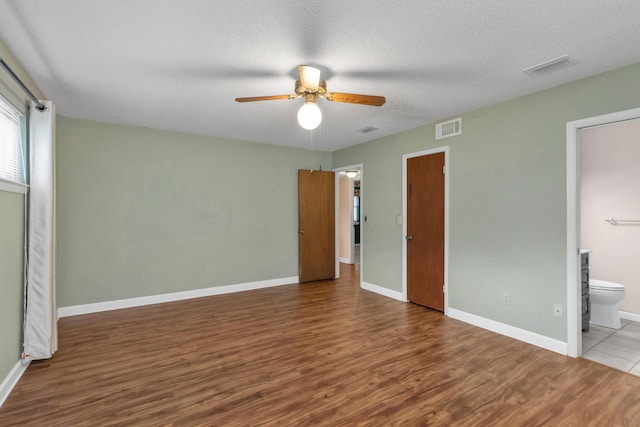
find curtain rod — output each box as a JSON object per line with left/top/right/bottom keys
{"left": 0, "top": 58, "right": 46, "bottom": 111}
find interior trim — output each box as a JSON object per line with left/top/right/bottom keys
{"left": 0, "top": 178, "right": 27, "bottom": 194}
{"left": 0, "top": 360, "right": 29, "bottom": 409}
{"left": 448, "top": 308, "right": 568, "bottom": 355}
{"left": 619, "top": 310, "right": 640, "bottom": 323}
{"left": 57, "top": 276, "right": 299, "bottom": 318}
{"left": 361, "top": 281, "right": 405, "bottom": 302}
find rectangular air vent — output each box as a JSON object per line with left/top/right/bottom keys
{"left": 435, "top": 117, "right": 461, "bottom": 140}
{"left": 357, "top": 126, "right": 379, "bottom": 134}
{"left": 522, "top": 55, "right": 572, "bottom": 77}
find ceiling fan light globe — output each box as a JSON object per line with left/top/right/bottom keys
{"left": 297, "top": 102, "right": 322, "bottom": 130}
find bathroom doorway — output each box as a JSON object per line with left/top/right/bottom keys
{"left": 578, "top": 118, "right": 640, "bottom": 374}
{"left": 566, "top": 107, "right": 640, "bottom": 359}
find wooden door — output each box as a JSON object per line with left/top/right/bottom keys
{"left": 298, "top": 170, "right": 335, "bottom": 282}
{"left": 407, "top": 152, "right": 445, "bottom": 311}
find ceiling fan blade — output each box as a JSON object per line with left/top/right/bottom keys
{"left": 235, "top": 95, "right": 295, "bottom": 103}
{"left": 325, "top": 92, "right": 386, "bottom": 107}
{"left": 298, "top": 65, "right": 320, "bottom": 91}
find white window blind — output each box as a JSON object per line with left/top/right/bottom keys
{"left": 0, "top": 97, "right": 24, "bottom": 184}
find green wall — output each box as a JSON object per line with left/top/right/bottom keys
{"left": 333, "top": 62, "right": 640, "bottom": 342}
{"left": 56, "top": 117, "right": 331, "bottom": 306}
{"left": 0, "top": 191, "right": 25, "bottom": 381}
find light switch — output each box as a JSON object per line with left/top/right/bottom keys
{"left": 396, "top": 215, "right": 402, "bottom": 225}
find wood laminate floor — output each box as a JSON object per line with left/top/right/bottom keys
{"left": 2, "top": 264, "right": 640, "bottom": 426}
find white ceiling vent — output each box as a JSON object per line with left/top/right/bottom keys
{"left": 435, "top": 117, "right": 461, "bottom": 140}
{"left": 522, "top": 55, "right": 572, "bottom": 77}
{"left": 357, "top": 126, "right": 379, "bottom": 134}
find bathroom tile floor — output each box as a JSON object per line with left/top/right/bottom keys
{"left": 582, "top": 319, "right": 640, "bottom": 375}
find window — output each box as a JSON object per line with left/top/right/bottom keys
{"left": 0, "top": 96, "right": 25, "bottom": 185}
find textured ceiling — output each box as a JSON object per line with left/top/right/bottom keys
{"left": 1, "top": 0, "right": 640, "bottom": 151}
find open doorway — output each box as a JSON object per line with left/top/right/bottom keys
{"left": 334, "top": 164, "right": 363, "bottom": 282}
{"left": 566, "top": 107, "right": 640, "bottom": 358}
{"left": 579, "top": 118, "right": 640, "bottom": 374}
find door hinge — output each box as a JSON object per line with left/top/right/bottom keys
{"left": 443, "top": 283, "right": 445, "bottom": 293}
{"left": 443, "top": 165, "right": 445, "bottom": 174}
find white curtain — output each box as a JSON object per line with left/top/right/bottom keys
{"left": 23, "top": 100, "right": 57, "bottom": 361}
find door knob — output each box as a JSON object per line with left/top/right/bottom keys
{"left": 300, "top": 230, "right": 305, "bottom": 234}
{"left": 406, "top": 235, "right": 413, "bottom": 240}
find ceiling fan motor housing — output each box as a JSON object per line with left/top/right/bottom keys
{"left": 296, "top": 79, "right": 327, "bottom": 96}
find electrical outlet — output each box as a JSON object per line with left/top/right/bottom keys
{"left": 553, "top": 304, "right": 563, "bottom": 318}
{"left": 502, "top": 293, "right": 511, "bottom": 305}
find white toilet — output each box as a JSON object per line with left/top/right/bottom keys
{"left": 589, "top": 279, "right": 626, "bottom": 329}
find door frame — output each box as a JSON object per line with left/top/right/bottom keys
{"left": 402, "top": 147, "right": 450, "bottom": 313}
{"left": 566, "top": 106, "right": 640, "bottom": 357}
{"left": 333, "top": 163, "right": 363, "bottom": 283}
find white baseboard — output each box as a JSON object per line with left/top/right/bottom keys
{"left": 0, "top": 359, "right": 29, "bottom": 408}
{"left": 619, "top": 310, "right": 640, "bottom": 323}
{"left": 447, "top": 308, "right": 568, "bottom": 355}
{"left": 339, "top": 257, "right": 353, "bottom": 264}
{"left": 58, "top": 276, "right": 299, "bottom": 318}
{"left": 361, "top": 281, "right": 406, "bottom": 302}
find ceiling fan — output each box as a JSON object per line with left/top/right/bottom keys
{"left": 235, "top": 65, "right": 386, "bottom": 130}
